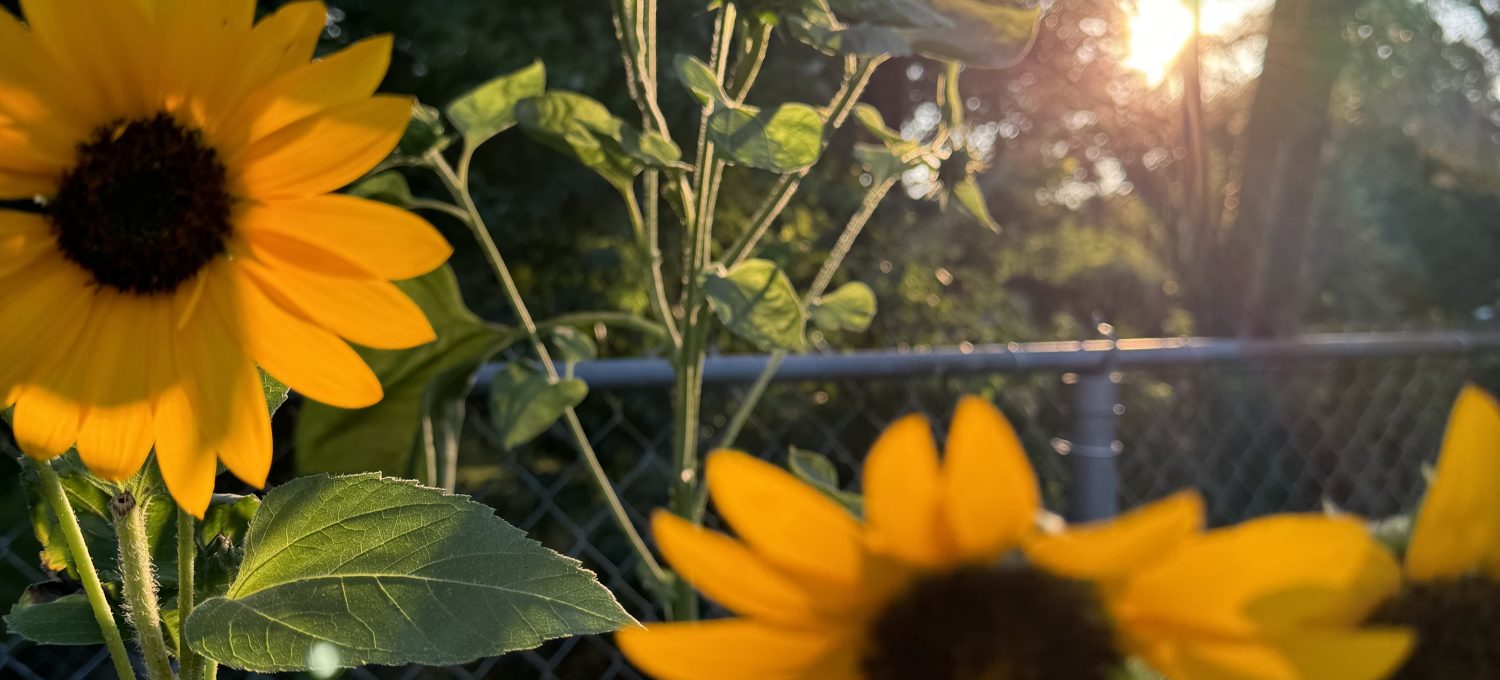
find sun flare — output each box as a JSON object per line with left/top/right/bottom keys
{"left": 1124, "top": 0, "right": 1196, "bottom": 86}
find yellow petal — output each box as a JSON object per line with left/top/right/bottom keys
{"left": 617, "top": 619, "right": 847, "bottom": 680}
{"left": 232, "top": 264, "right": 382, "bottom": 408}
{"left": 941, "top": 396, "right": 1039, "bottom": 562}
{"left": 0, "top": 210, "right": 57, "bottom": 279}
{"left": 152, "top": 385, "right": 218, "bottom": 518}
{"left": 180, "top": 270, "right": 273, "bottom": 488}
{"left": 1116, "top": 515, "right": 1402, "bottom": 638}
{"left": 0, "top": 258, "right": 94, "bottom": 395}
{"left": 240, "top": 255, "right": 435, "bottom": 350}
{"left": 1406, "top": 385, "right": 1500, "bottom": 581}
{"left": 75, "top": 402, "right": 155, "bottom": 482}
{"left": 11, "top": 387, "right": 83, "bottom": 461}
{"left": 0, "top": 12, "right": 96, "bottom": 142}
{"left": 236, "top": 35, "right": 394, "bottom": 143}
{"left": 191, "top": 1, "right": 325, "bottom": 129}
{"left": 1155, "top": 629, "right": 1413, "bottom": 680}
{"left": 1026, "top": 490, "right": 1203, "bottom": 582}
{"left": 234, "top": 95, "right": 412, "bottom": 200}
{"left": 18, "top": 0, "right": 156, "bottom": 119}
{"left": 651, "top": 512, "right": 825, "bottom": 625}
{"left": 240, "top": 196, "right": 452, "bottom": 280}
{"left": 705, "top": 451, "right": 866, "bottom": 591}
{"left": 863, "top": 413, "right": 953, "bottom": 567}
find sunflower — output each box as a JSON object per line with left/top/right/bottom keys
{"left": 618, "top": 397, "right": 1412, "bottom": 680}
{"left": 1364, "top": 385, "right": 1500, "bottom": 678}
{"left": 0, "top": 0, "right": 450, "bottom": 515}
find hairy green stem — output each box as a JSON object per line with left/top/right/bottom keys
{"left": 176, "top": 510, "right": 199, "bottom": 680}
{"left": 713, "top": 176, "right": 897, "bottom": 462}
{"left": 29, "top": 459, "right": 137, "bottom": 680}
{"left": 429, "top": 151, "right": 669, "bottom": 590}
{"left": 624, "top": 186, "right": 683, "bottom": 348}
{"left": 113, "top": 492, "right": 174, "bottom": 680}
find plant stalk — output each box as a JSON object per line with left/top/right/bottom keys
{"left": 429, "top": 152, "right": 669, "bottom": 591}
{"left": 29, "top": 458, "right": 137, "bottom": 680}
{"left": 176, "top": 509, "right": 199, "bottom": 680}
{"left": 113, "top": 491, "right": 174, "bottom": 680}
{"left": 712, "top": 176, "right": 898, "bottom": 463}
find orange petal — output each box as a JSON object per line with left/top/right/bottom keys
{"left": 232, "top": 264, "right": 382, "bottom": 408}
{"left": 11, "top": 387, "right": 83, "bottom": 461}
{"left": 18, "top": 0, "right": 156, "bottom": 119}
{"left": 0, "top": 258, "right": 94, "bottom": 395}
{"left": 705, "top": 451, "right": 866, "bottom": 592}
{"left": 236, "top": 35, "right": 393, "bottom": 143}
{"left": 863, "top": 414, "right": 953, "bottom": 567}
{"left": 1405, "top": 385, "right": 1500, "bottom": 581}
{"left": 234, "top": 95, "right": 412, "bottom": 199}
{"left": 942, "top": 396, "right": 1039, "bottom": 562}
{"left": 75, "top": 402, "right": 155, "bottom": 482}
{"left": 651, "top": 512, "right": 825, "bottom": 625}
{"left": 240, "top": 196, "right": 451, "bottom": 280}
{"left": 240, "top": 255, "right": 434, "bottom": 350}
{"left": 1155, "top": 629, "right": 1414, "bottom": 680}
{"left": 152, "top": 385, "right": 218, "bottom": 518}
{"left": 617, "top": 619, "right": 849, "bottom": 680}
{"left": 1026, "top": 490, "right": 1204, "bottom": 582}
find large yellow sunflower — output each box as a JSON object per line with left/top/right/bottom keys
{"left": 1364, "top": 385, "right": 1500, "bottom": 678}
{"left": 0, "top": 0, "right": 450, "bottom": 515}
{"left": 618, "top": 397, "right": 1411, "bottom": 680}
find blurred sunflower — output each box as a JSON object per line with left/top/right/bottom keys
{"left": 0, "top": 0, "right": 450, "bottom": 515}
{"left": 618, "top": 397, "right": 1412, "bottom": 680}
{"left": 1366, "top": 385, "right": 1500, "bottom": 678}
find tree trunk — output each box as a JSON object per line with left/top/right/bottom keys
{"left": 1206, "top": 0, "right": 1357, "bottom": 337}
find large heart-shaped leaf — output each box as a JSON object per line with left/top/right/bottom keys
{"left": 704, "top": 259, "right": 807, "bottom": 351}
{"left": 810, "top": 281, "right": 878, "bottom": 333}
{"left": 446, "top": 60, "right": 546, "bottom": 147}
{"left": 183, "top": 474, "right": 633, "bottom": 672}
{"left": 295, "top": 266, "right": 516, "bottom": 480}
{"left": 488, "top": 363, "right": 589, "bottom": 449}
{"left": 707, "top": 104, "right": 826, "bottom": 172}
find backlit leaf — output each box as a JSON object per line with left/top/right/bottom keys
{"left": 704, "top": 259, "right": 807, "bottom": 351}
{"left": 183, "top": 474, "right": 633, "bottom": 671}
{"left": 810, "top": 281, "right": 878, "bottom": 333}
{"left": 446, "top": 60, "right": 546, "bottom": 147}
{"left": 488, "top": 364, "right": 589, "bottom": 449}
{"left": 707, "top": 103, "right": 826, "bottom": 172}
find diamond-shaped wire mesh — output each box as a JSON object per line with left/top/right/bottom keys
{"left": 3, "top": 342, "right": 1496, "bottom": 678}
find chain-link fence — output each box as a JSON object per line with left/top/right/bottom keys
{"left": 4, "top": 331, "right": 1499, "bottom": 679}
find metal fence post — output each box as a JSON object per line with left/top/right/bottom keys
{"left": 1067, "top": 325, "right": 1122, "bottom": 522}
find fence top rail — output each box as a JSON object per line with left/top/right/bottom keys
{"left": 476, "top": 329, "right": 1500, "bottom": 390}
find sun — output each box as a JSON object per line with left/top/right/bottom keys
{"left": 1124, "top": 0, "right": 1196, "bottom": 86}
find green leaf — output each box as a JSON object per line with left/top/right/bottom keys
{"left": 5, "top": 593, "right": 112, "bottom": 646}
{"left": 704, "top": 259, "right": 807, "bottom": 351}
{"left": 810, "top": 281, "right": 878, "bottom": 333}
{"left": 19, "top": 454, "right": 175, "bottom": 580}
{"left": 183, "top": 474, "right": 633, "bottom": 672}
{"left": 198, "top": 495, "right": 260, "bottom": 547}
{"left": 258, "top": 369, "right": 289, "bottom": 417}
{"left": 397, "top": 101, "right": 451, "bottom": 157}
{"left": 516, "top": 91, "right": 645, "bottom": 191}
{"left": 550, "top": 326, "right": 598, "bottom": 367}
{"left": 787, "top": 448, "right": 864, "bottom": 516}
{"left": 346, "top": 171, "right": 416, "bottom": 208}
{"left": 951, "top": 176, "right": 1001, "bottom": 232}
{"left": 296, "top": 266, "right": 517, "bottom": 479}
{"left": 854, "top": 143, "right": 914, "bottom": 184}
{"left": 829, "top": 0, "right": 954, "bottom": 28}
{"left": 851, "top": 104, "right": 904, "bottom": 144}
{"left": 674, "top": 55, "right": 727, "bottom": 106}
{"left": 901, "top": 1, "right": 1041, "bottom": 69}
{"left": 488, "top": 364, "right": 589, "bottom": 449}
{"left": 707, "top": 103, "right": 826, "bottom": 172}
{"left": 788, "top": 16, "right": 915, "bottom": 58}
{"left": 446, "top": 60, "right": 546, "bottom": 147}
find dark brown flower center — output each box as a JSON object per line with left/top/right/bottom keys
{"left": 863, "top": 564, "right": 1123, "bottom": 680}
{"left": 1366, "top": 576, "right": 1500, "bottom": 680}
{"left": 48, "top": 113, "right": 232, "bottom": 295}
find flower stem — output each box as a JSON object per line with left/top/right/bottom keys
{"left": 428, "top": 151, "right": 669, "bottom": 591}
{"left": 176, "top": 509, "right": 199, "bottom": 680}
{"left": 29, "top": 458, "right": 137, "bottom": 680}
{"left": 112, "top": 491, "right": 175, "bottom": 680}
